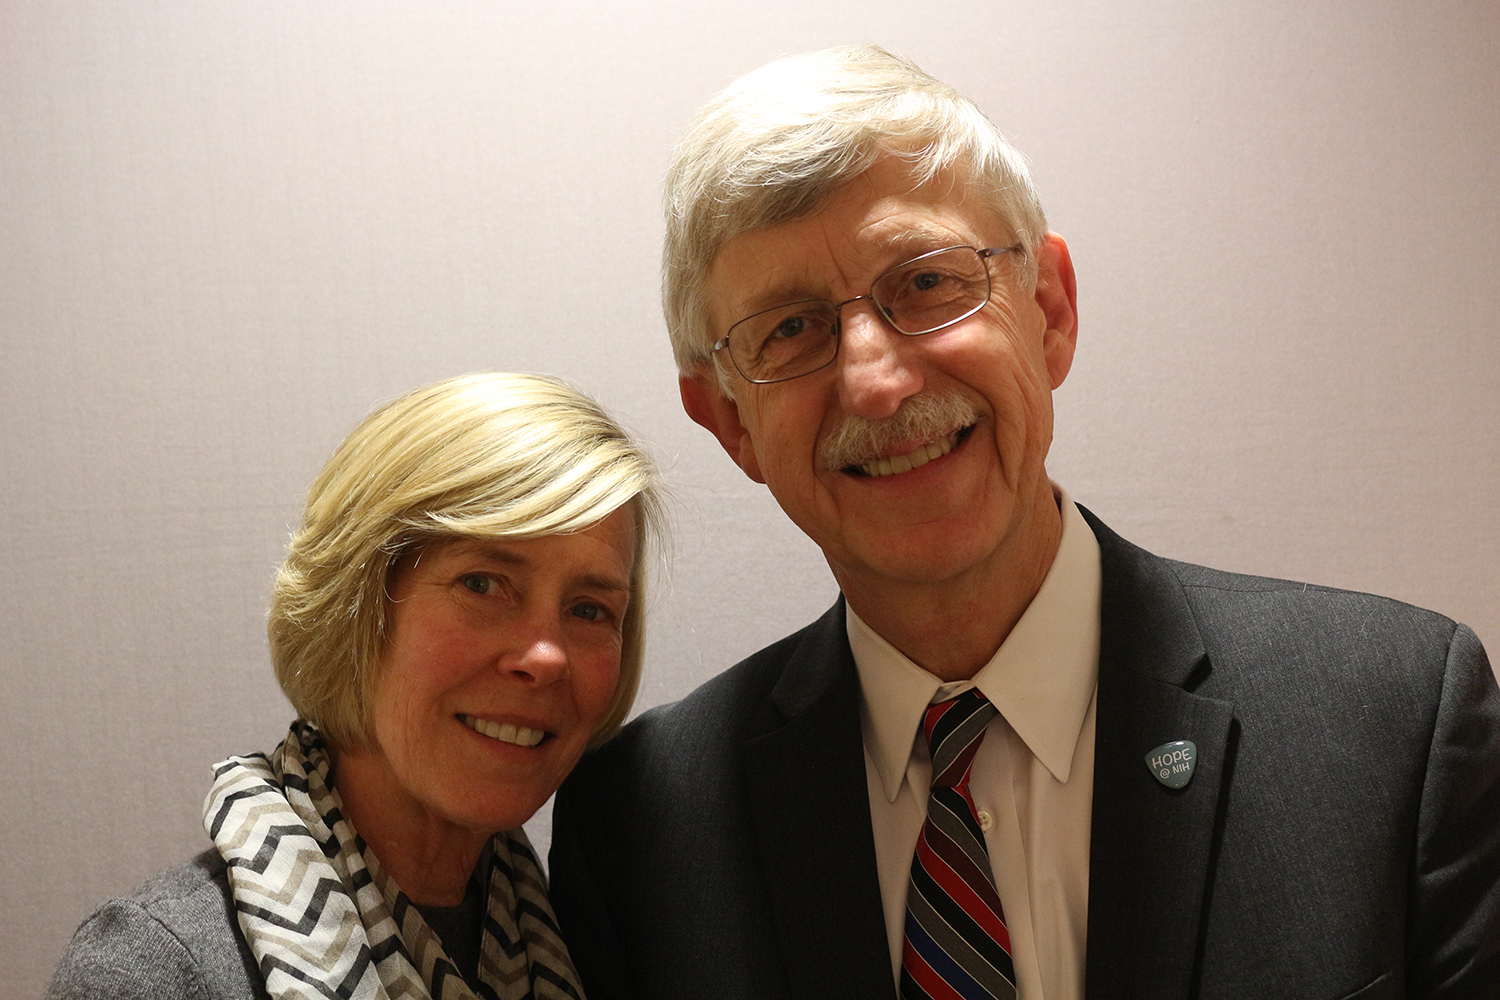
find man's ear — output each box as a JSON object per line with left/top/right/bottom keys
{"left": 679, "top": 371, "right": 765, "bottom": 483}
{"left": 1033, "top": 232, "right": 1079, "bottom": 389}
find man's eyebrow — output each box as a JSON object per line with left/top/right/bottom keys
{"left": 736, "top": 273, "right": 820, "bottom": 314}
{"left": 731, "top": 228, "right": 976, "bottom": 317}
{"left": 882, "top": 227, "right": 970, "bottom": 259}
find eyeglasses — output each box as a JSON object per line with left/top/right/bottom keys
{"left": 712, "top": 243, "right": 1024, "bottom": 384}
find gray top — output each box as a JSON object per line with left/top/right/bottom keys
{"left": 46, "top": 849, "right": 268, "bottom": 1000}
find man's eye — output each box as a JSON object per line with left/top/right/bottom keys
{"left": 770, "top": 316, "right": 807, "bottom": 340}
{"left": 912, "top": 270, "right": 944, "bottom": 291}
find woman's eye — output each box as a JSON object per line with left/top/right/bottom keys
{"left": 570, "top": 602, "right": 610, "bottom": 623}
{"left": 911, "top": 270, "right": 944, "bottom": 291}
{"left": 461, "top": 574, "right": 494, "bottom": 595}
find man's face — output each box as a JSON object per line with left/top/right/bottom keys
{"left": 684, "top": 157, "right": 1077, "bottom": 600}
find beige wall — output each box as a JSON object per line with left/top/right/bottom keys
{"left": 3, "top": 1, "right": 1496, "bottom": 994}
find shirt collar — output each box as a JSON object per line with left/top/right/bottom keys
{"left": 850, "top": 485, "right": 1102, "bottom": 801}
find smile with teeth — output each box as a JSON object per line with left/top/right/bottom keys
{"left": 460, "top": 714, "right": 546, "bottom": 748}
{"left": 853, "top": 427, "right": 966, "bottom": 477}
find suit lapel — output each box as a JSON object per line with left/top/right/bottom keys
{"left": 1081, "top": 510, "right": 1235, "bottom": 1000}
{"left": 736, "top": 515, "right": 1237, "bottom": 1000}
{"left": 742, "top": 600, "right": 894, "bottom": 1000}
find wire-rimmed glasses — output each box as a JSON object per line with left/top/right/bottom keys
{"left": 711, "top": 243, "right": 1023, "bottom": 384}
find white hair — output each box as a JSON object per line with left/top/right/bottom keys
{"left": 662, "top": 44, "right": 1048, "bottom": 380}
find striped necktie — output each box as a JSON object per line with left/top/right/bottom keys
{"left": 899, "top": 688, "right": 1017, "bottom": 1000}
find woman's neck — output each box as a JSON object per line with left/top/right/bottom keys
{"left": 331, "top": 746, "right": 492, "bottom": 906}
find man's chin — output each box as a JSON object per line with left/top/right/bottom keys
{"left": 830, "top": 527, "right": 1010, "bottom": 594}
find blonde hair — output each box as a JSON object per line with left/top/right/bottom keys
{"left": 269, "top": 372, "right": 663, "bottom": 750}
{"left": 663, "top": 44, "right": 1047, "bottom": 380}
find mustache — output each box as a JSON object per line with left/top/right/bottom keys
{"left": 819, "top": 391, "right": 980, "bottom": 471}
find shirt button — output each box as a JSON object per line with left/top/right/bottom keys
{"left": 977, "top": 810, "right": 994, "bottom": 831}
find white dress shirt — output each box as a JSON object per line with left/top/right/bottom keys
{"left": 849, "top": 487, "right": 1102, "bottom": 1000}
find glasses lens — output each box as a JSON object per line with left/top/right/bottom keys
{"left": 872, "top": 247, "right": 992, "bottom": 335}
{"left": 727, "top": 300, "right": 839, "bottom": 382}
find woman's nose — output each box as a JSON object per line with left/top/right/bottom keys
{"left": 501, "top": 619, "right": 571, "bottom": 684}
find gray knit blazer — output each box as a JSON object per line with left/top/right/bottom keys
{"left": 46, "top": 850, "right": 268, "bottom": 1000}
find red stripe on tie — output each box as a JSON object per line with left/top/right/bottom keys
{"left": 915, "top": 830, "right": 1011, "bottom": 947}
{"left": 917, "top": 827, "right": 1005, "bottom": 919}
{"left": 933, "top": 754, "right": 975, "bottom": 789}
{"left": 918, "top": 824, "right": 1001, "bottom": 914}
{"left": 923, "top": 698, "right": 960, "bottom": 736}
{"left": 901, "top": 936, "right": 970, "bottom": 1000}
{"left": 901, "top": 690, "right": 1015, "bottom": 999}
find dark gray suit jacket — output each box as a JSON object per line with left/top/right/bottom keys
{"left": 550, "top": 512, "right": 1500, "bottom": 1000}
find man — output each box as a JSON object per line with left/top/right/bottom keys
{"left": 549, "top": 45, "right": 1500, "bottom": 1000}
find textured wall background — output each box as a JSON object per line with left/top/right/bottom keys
{"left": 3, "top": 2, "right": 1496, "bottom": 994}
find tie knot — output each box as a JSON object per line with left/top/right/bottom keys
{"left": 922, "top": 688, "right": 998, "bottom": 789}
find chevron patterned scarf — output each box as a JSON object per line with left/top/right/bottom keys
{"left": 203, "top": 722, "right": 586, "bottom": 1000}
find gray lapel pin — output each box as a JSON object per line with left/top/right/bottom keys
{"left": 1145, "top": 740, "right": 1198, "bottom": 789}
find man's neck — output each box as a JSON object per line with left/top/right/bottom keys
{"left": 835, "top": 492, "right": 1065, "bottom": 682}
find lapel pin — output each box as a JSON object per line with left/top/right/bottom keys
{"left": 1145, "top": 740, "right": 1197, "bottom": 789}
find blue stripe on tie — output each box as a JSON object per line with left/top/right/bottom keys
{"left": 904, "top": 907, "right": 994, "bottom": 1000}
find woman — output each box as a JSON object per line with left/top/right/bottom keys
{"left": 48, "top": 372, "right": 662, "bottom": 1000}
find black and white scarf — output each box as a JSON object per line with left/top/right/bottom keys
{"left": 204, "top": 722, "right": 586, "bottom": 1000}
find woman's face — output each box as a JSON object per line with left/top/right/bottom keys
{"left": 364, "top": 507, "right": 635, "bottom": 835}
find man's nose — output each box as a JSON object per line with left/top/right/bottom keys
{"left": 835, "top": 302, "right": 925, "bottom": 419}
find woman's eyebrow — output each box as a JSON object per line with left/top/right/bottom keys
{"left": 575, "top": 574, "right": 631, "bottom": 597}
{"left": 454, "top": 542, "right": 531, "bottom": 568}
{"left": 459, "top": 544, "right": 631, "bottom": 593}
